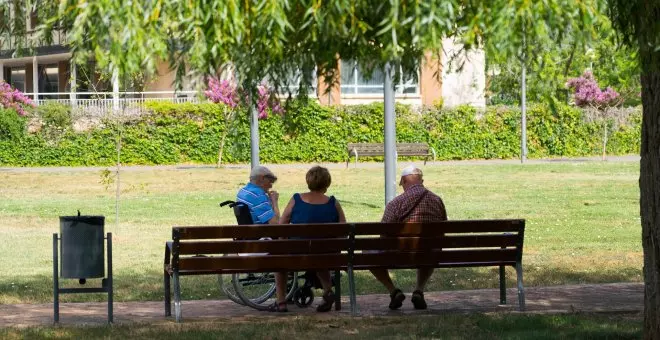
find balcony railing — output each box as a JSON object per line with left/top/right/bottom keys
{"left": 23, "top": 91, "right": 202, "bottom": 116}
{"left": 0, "top": 28, "right": 68, "bottom": 53}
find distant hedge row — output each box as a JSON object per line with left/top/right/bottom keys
{"left": 0, "top": 101, "right": 640, "bottom": 166}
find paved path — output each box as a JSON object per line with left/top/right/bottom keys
{"left": 0, "top": 155, "right": 640, "bottom": 173}
{"left": 0, "top": 283, "right": 642, "bottom": 327}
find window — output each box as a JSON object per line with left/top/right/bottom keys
{"left": 278, "top": 69, "right": 317, "bottom": 96}
{"left": 9, "top": 67, "right": 25, "bottom": 92}
{"left": 39, "top": 64, "right": 59, "bottom": 93}
{"left": 340, "top": 60, "right": 419, "bottom": 95}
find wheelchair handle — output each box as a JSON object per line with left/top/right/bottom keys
{"left": 220, "top": 200, "right": 236, "bottom": 208}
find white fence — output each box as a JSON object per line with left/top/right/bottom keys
{"left": 23, "top": 91, "right": 202, "bottom": 115}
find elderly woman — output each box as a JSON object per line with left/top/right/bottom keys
{"left": 270, "top": 166, "right": 346, "bottom": 312}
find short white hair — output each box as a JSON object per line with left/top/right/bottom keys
{"left": 249, "top": 165, "right": 276, "bottom": 180}
{"left": 400, "top": 165, "right": 423, "bottom": 178}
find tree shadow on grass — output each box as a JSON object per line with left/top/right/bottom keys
{"left": 0, "top": 265, "right": 642, "bottom": 305}
{"left": 338, "top": 200, "right": 381, "bottom": 209}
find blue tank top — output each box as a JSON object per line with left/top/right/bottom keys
{"left": 289, "top": 193, "right": 339, "bottom": 224}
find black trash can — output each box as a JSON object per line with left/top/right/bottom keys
{"left": 59, "top": 215, "right": 105, "bottom": 279}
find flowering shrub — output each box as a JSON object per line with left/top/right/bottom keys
{"left": 567, "top": 71, "right": 625, "bottom": 160}
{"left": 204, "top": 77, "right": 283, "bottom": 119}
{"left": 256, "top": 83, "right": 283, "bottom": 119}
{"left": 0, "top": 81, "right": 34, "bottom": 116}
{"left": 566, "top": 71, "right": 621, "bottom": 109}
{"left": 204, "top": 78, "right": 239, "bottom": 108}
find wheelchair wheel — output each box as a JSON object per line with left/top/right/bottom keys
{"left": 234, "top": 271, "right": 299, "bottom": 310}
{"left": 218, "top": 273, "right": 244, "bottom": 305}
{"left": 293, "top": 286, "right": 314, "bottom": 308}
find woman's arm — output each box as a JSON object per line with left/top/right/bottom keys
{"left": 278, "top": 197, "right": 295, "bottom": 224}
{"left": 335, "top": 200, "right": 347, "bottom": 223}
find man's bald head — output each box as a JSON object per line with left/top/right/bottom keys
{"left": 399, "top": 165, "right": 424, "bottom": 190}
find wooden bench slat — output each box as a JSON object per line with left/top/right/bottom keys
{"left": 178, "top": 239, "right": 347, "bottom": 255}
{"left": 178, "top": 254, "right": 348, "bottom": 272}
{"left": 173, "top": 220, "right": 524, "bottom": 240}
{"left": 177, "top": 235, "right": 520, "bottom": 255}
{"left": 174, "top": 224, "right": 351, "bottom": 239}
{"left": 352, "top": 249, "right": 519, "bottom": 267}
{"left": 353, "top": 220, "right": 525, "bottom": 235}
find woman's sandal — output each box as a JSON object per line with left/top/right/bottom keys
{"left": 316, "top": 290, "right": 335, "bottom": 312}
{"left": 267, "top": 301, "right": 288, "bottom": 313}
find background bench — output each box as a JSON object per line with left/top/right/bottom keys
{"left": 346, "top": 142, "right": 437, "bottom": 167}
{"left": 164, "top": 219, "right": 525, "bottom": 322}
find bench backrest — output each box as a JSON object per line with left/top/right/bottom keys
{"left": 349, "top": 220, "right": 524, "bottom": 268}
{"left": 171, "top": 224, "right": 352, "bottom": 273}
{"left": 347, "top": 143, "right": 430, "bottom": 156}
{"left": 170, "top": 219, "right": 524, "bottom": 274}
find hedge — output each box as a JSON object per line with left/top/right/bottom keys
{"left": 0, "top": 101, "right": 641, "bottom": 166}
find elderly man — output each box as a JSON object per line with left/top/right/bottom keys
{"left": 236, "top": 165, "right": 280, "bottom": 225}
{"left": 370, "top": 165, "right": 448, "bottom": 310}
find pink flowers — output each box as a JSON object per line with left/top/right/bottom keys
{"left": 0, "top": 81, "right": 35, "bottom": 116}
{"left": 256, "top": 83, "right": 284, "bottom": 119}
{"left": 204, "top": 77, "right": 284, "bottom": 119}
{"left": 204, "top": 78, "right": 239, "bottom": 108}
{"left": 566, "top": 71, "right": 621, "bottom": 109}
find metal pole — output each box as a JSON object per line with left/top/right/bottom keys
{"left": 32, "top": 56, "right": 39, "bottom": 104}
{"left": 112, "top": 68, "right": 119, "bottom": 112}
{"left": 250, "top": 99, "right": 260, "bottom": 168}
{"left": 383, "top": 62, "right": 397, "bottom": 205}
{"left": 521, "top": 24, "right": 528, "bottom": 164}
{"left": 107, "top": 233, "right": 113, "bottom": 323}
{"left": 0, "top": 62, "right": 5, "bottom": 82}
{"left": 70, "top": 63, "right": 77, "bottom": 107}
{"left": 52, "top": 233, "right": 59, "bottom": 323}
{"left": 521, "top": 63, "right": 527, "bottom": 163}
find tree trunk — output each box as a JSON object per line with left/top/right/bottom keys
{"left": 639, "top": 45, "right": 660, "bottom": 340}
{"left": 216, "top": 129, "right": 228, "bottom": 167}
{"left": 601, "top": 120, "right": 608, "bottom": 161}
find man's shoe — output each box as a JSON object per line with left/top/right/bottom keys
{"left": 389, "top": 288, "right": 405, "bottom": 310}
{"left": 411, "top": 290, "right": 427, "bottom": 310}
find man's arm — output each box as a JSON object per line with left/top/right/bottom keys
{"left": 267, "top": 190, "right": 280, "bottom": 224}
{"left": 380, "top": 200, "right": 399, "bottom": 223}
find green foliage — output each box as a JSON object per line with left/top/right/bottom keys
{"left": 36, "top": 102, "right": 74, "bottom": 144}
{"left": 0, "top": 102, "right": 641, "bottom": 166}
{"left": 487, "top": 14, "right": 640, "bottom": 106}
{"left": 0, "top": 108, "right": 27, "bottom": 142}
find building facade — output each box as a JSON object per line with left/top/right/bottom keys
{"left": 1, "top": 4, "right": 486, "bottom": 108}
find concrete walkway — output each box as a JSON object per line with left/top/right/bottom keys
{"left": 0, "top": 155, "right": 640, "bottom": 173}
{"left": 0, "top": 283, "right": 643, "bottom": 327}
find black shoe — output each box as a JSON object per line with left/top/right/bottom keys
{"left": 316, "top": 290, "right": 335, "bottom": 312}
{"left": 389, "top": 288, "right": 405, "bottom": 310}
{"left": 411, "top": 290, "right": 427, "bottom": 310}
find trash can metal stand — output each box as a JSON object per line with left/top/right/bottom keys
{"left": 53, "top": 215, "right": 113, "bottom": 323}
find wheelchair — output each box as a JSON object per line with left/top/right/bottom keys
{"left": 219, "top": 200, "right": 337, "bottom": 310}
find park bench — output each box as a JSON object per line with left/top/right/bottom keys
{"left": 164, "top": 219, "right": 526, "bottom": 322}
{"left": 346, "top": 143, "right": 437, "bottom": 167}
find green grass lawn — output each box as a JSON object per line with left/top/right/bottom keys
{"left": 0, "top": 162, "right": 642, "bottom": 304}
{"left": 0, "top": 313, "right": 643, "bottom": 339}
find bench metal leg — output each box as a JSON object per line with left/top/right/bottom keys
{"left": 334, "top": 270, "right": 341, "bottom": 311}
{"left": 53, "top": 234, "right": 59, "bottom": 324}
{"left": 173, "top": 272, "right": 182, "bottom": 322}
{"left": 107, "top": 233, "right": 113, "bottom": 324}
{"left": 347, "top": 266, "right": 357, "bottom": 316}
{"left": 164, "top": 272, "right": 172, "bottom": 316}
{"left": 515, "top": 262, "right": 525, "bottom": 311}
{"left": 499, "top": 265, "right": 506, "bottom": 305}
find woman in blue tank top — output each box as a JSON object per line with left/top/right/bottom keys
{"left": 270, "top": 166, "right": 346, "bottom": 313}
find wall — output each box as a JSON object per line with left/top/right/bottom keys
{"left": 441, "top": 38, "right": 486, "bottom": 108}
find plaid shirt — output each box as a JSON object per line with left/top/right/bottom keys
{"left": 381, "top": 184, "right": 447, "bottom": 223}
